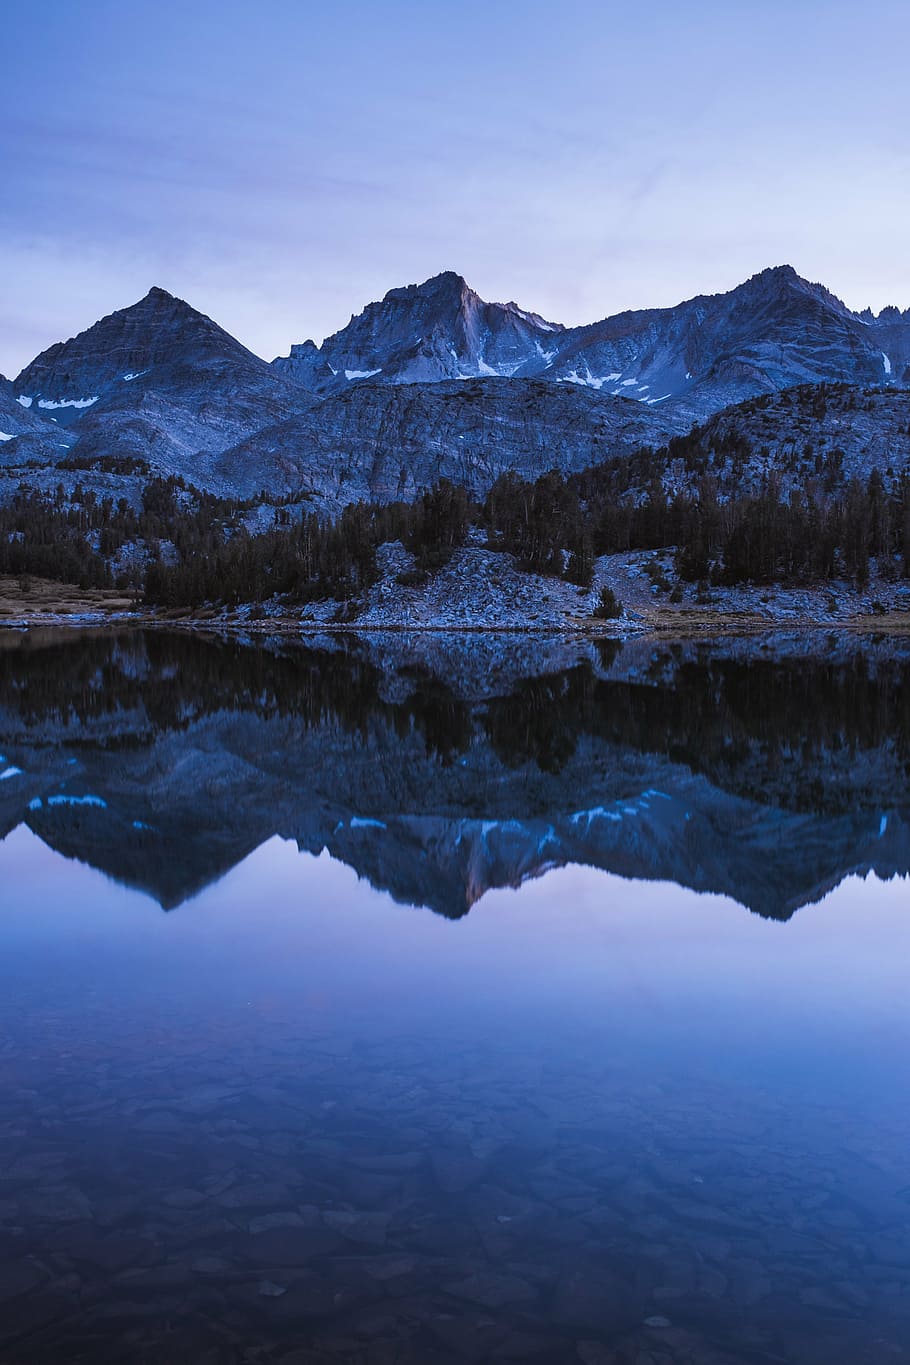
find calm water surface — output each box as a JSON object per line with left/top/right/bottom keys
{"left": 0, "top": 630, "right": 908, "bottom": 1364}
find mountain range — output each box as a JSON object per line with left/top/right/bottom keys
{"left": 2, "top": 265, "right": 909, "bottom": 510}
{"left": 273, "top": 265, "right": 910, "bottom": 410}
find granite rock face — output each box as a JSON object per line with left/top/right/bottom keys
{"left": 10, "top": 288, "right": 317, "bottom": 489}
{"left": 212, "top": 377, "right": 680, "bottom": 505}
{"left": 272, "top": 270, "right": 565, "bottom": 391}
{"left": 274, "top": 265, "right": 910, "bottom": 420}
{"left": 2, "top": 267, "right": 909, "bottom": 510}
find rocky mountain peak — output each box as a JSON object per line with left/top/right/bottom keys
{"left": 14, "top": 286, "right": 269, "bottom": 410}
{"left": 732, "top": 264, "right": 847, "bottom": 312}
{"left": 145, "top": 284, "right": 178, "bottom": 302}
{"left": 5, "top": 262, "right": 910, "bottom": 507}
{"left": 274, "top": 270, "right": 565, "bottom": 391}
{"left": 739, "top": 263, "right": 800, "bottom": 292}
{"left": 383, "top": 270, "right": 471, "bottom": 304}
{"left": 271, "top": 262, "right": 910, "bottom": 410}
{"left": 876, "top": 304, "right": 908, "bottom": 322}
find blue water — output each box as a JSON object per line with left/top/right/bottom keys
{"left": 1, "top": 629, "right": 909, "bottom": 1363}
{"left": 1, "top": 826, "right": 909, "bottom": 1363}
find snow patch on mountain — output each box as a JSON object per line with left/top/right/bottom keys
{"left": 36, "top": 396, "right": 99, "bottom": 410}
{"left": 558, "top": 368, "right": 622, "bottom": 390}
{"left": 31, "top": 793, "right": 109, "bottom": 810}
{"left": 476, "top": 357, "right": 522, "bottom": 378}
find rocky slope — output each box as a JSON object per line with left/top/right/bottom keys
{"left": 273, "top": 270, "right": 564, "bottom": 392}
{"left": 658, "top": 382, "right": 910, "bottom": 497}
{"left": 212, "top": 377, "right": 679, "bottom": 504}
{"left": 274, "top": 266, "right": 910, "bottom": 420}
{"left": 260, "top": 540, "right": 910, "bottom": 631}
{"left": 9, "top": 288, "right": 317, "bottom": 489}
{"left": 1, "top": 267, "right": 909, "bottom": 514}
{"left": 0, "top": 374, "right": 66, "bottom": 447}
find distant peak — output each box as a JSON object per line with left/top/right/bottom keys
{"left": 140, "top": 285, "right": 197, "bottom": 310}
{"left": 383, "top": 271, "right": 471, "bottom": 304}
{"left": 740, "top": 264, "right": 803, "bottom": 291}
{"left": 422, "top": 270, "right": 469, "bottom": 289}
{"left": 732, "top": 264, "right": 860, "bottom": 319}
{"left": 114, "top": 287, "right": 232, "bottom": 334}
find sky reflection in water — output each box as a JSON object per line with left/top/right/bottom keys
{"left": 1, "top": 633, "right": 909, "bottom": 1362}
{"left": 4, "top": 829, "right": 909, "bottom": 1105}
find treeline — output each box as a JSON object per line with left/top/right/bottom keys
{"left": 482, "top": 466, "right": 910, "bottom": 589}
{"left": 144, "top": 480, "right": 472, "bottom": 607}
{"left": 3, "top": 457, "right": 910, "bottom": 606}
{"left": 0, "top": 489, "right": 114, "bottom": 588}
{"left": 0, "top": 479, "right": 295, "bottom": 592}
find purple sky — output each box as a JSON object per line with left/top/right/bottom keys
{"left": 2, "top": 0, "right": 909, "bottom": 376}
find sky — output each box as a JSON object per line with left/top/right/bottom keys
{"left": 2, "top": 0, "right": 909, "bottom": 377}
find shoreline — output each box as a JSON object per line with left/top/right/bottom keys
{"left": 4, "top": 547, "right": 910, "bottom": 638}
{"left": 3, "top": 607, "right": 910, "bottom": 639}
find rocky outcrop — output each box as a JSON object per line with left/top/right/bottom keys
{"left": 272, "top": 270, "right": 564, "bottom": 391}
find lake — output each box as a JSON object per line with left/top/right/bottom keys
{"left": 0, "top": 628, "right": 908, "bottom": 1364}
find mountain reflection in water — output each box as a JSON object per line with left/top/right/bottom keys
{"left": 1, "top": 629, "right": 910, "bottom": 1365}
{"left": 0, "top": 628, "right": 908, "bottom": 916}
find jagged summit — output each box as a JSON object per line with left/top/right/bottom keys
{"left": 729, "top": 264, "right": 859, "bottom": 319}
{"left": 382, "top": 271, "right": 563, "bottom": 330}
{"left": 14, "top": 286, "right": 268, "bottom": 410}
{"left": 743, "top": 263, "right": 801, "bottom": 286}
{"left": 273, "top": 269, "right": 565, "bottom": 391}
{"left": 383, "top": 269, "right": 470, "bottom": 302}
{"left": 272, "top": 263, "right": 910, "bottom": 412}
{"left": 3, "top": 261, "right": 910, "bottom": 508}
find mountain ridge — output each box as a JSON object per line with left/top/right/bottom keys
{"left": 2, "top": 264, "right": 910, "bottom": 512}
{"left": 9, "top": 286, "right": 319, "bottom": 485}
{"left": 273, "top": 263, "right": 910, "bottom": 417}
